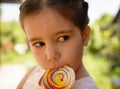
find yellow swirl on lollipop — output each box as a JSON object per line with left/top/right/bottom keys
{"left": 42, "top": 66, "right": 75, "bottom": 89}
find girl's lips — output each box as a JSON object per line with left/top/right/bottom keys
{"left": 48, "top": 66, "right": 62, "bottom": 70}
{"left": 48, "top": 64, "right": 70, "bottom": 70}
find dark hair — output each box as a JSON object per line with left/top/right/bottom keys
{"left": 19, "top": 0, "right": 89, "bottom": 31}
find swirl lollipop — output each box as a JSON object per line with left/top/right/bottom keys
{"left": 42, "top": 66, "right": 75, "bottom": 89}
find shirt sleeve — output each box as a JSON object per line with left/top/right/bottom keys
{"left": 23, "top": 66, "right": 45, "bottom": 89}
{"left": 71, "top": 77, "right": 98, "bottom": 89}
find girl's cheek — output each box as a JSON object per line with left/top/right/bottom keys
{"left": 32, "top": 48, "right": 45, "bottom": 59}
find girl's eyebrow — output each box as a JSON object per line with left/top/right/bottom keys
{"left": 55, "top": 29, "right": 74, "bottom": 35}
{"left": 28, "top": 38, "right": 42, "bottom": 42}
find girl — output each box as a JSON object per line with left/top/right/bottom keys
{"left": 17, "top": 0, "right": 98, "bottom": 89}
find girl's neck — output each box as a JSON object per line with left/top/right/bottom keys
{"left": 75, "top": 63, "right": 89, "bottom": 80}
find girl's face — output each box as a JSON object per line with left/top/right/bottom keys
{"left": 23, "top": 9, "right": 90, "bottom": 71}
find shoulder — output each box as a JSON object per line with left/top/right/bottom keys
{"left": 72, "top": 77, "right": 98, "bottom": 89}
{"left": 16, "top": 66, "right": 44, "bottom": 89}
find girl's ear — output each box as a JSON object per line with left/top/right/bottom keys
{"left": 82, "top": 26, "right": 91, "bottom": 46}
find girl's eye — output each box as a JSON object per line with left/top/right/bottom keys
{"left": 58, "top": 35, "right": 70, "bottom": 42}
{"left": 33, "top": 42, "right": 45, "bottom": 47}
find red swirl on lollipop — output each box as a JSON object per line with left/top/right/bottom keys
{"left": 42, "top": 66, "right": 75, "bottom": 89}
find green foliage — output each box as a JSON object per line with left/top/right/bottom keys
{"left": 1, "top": 21, "right": 26, "bottom": 43}
{"left": 83, "top": 54, "right": 112, "bottom": 89}
{"left": 96, "top": 14, "right": 113, "bottom": 27}
{"left": 1, "top": 21, "right": 26, "bottom": 53}
{"left": 88, "top": 14, "right": 114, "bottom": 54}
{"left": 88, "top": 14, "right": 120, "bottom": 77}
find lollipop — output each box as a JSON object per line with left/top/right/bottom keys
{"left": 42, "top": 66, "right": 75, "bottom": 89}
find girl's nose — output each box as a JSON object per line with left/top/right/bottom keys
{"left": 45, "top": 45, "right": 59, "bottom": 61}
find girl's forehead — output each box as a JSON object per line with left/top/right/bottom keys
{"left": 24, "top": 8, "right": 76, "bottom": 32}
{"left": 23, "top": 8, "right": 80, "bottom": 40}
{"left": 24, "top": 8, "right": 73, "bottom": 25}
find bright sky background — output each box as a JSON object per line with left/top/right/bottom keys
{"left": 1, "top": 0, "right": 120, "bottom": 23}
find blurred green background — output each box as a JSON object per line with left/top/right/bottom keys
{"left": 0, "top": 2, "right": 120, "bottom": 89}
